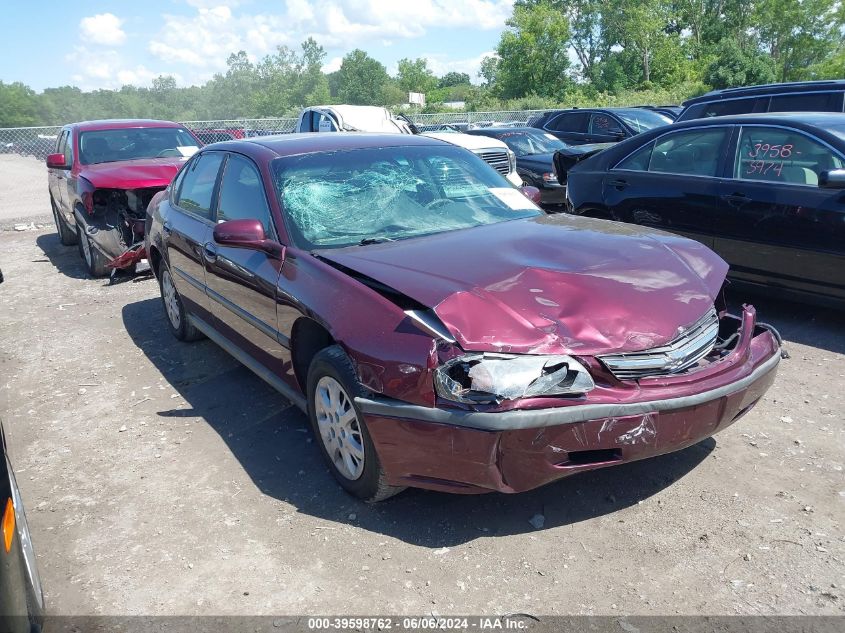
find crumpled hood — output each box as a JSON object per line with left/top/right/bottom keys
{"left": 79, "top": 157, "right": 187, "bottom": 189}
{"left": 317, "top": 214, "right": 728, "bottom": 356}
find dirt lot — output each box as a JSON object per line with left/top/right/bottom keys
{"left": 0, "top": 154, "right": 52, "bottom": 228}
{"left": 0, "top": 191, "right": 843, "bottom": 615}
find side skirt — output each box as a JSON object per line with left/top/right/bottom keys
{"left": 188, "top": 313, "right": 308, "bottom": 413}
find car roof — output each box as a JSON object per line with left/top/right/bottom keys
{"left": 72, "top": 119, "right": 186, "bottom": 132}
{"left": 673, "top": 111, "right": 845, "bottom": 127}
{"left": 683, "top": 80, "right": 845, "bottom": 106}
{"left": 202, "top": 132, "right": 452, "bottom": 157}
{"left": 467, "top": 127, "right": 545, "bottom": 134}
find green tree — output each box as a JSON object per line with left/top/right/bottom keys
{"left": 396, "top": 58, "right": 437, "bottom": 95}
{"left": 753, "top": 0, "right": 843, "bottom": 81}
{"left": 563, "top": 0, "right": 609, "bottom": 81}
{"left": 494, "top": 0, "right": 572, "bottom": 98}
{"left": 336, "top": 49, "right": 391, "bottom": 105}
{"left": 703, "top": 38, "right": 776, "bottom": 89}
{"left": 605, "top": 0, "right": 671, "bottom": 85}
{"left": 0, "top": 81, "right": 39, "bottom": 127}
{"left": 437, "top": 72, "right": 471, "bottom": 88}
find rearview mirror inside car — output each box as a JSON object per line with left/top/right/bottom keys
{"left": 213, "top": 219, "right": 285, "bottom": 258}
{"left": 46, "top": 153, "right": 67, "bottom": 169}
{"left": 819, "top": 168, "right": 845, "bottom": 189}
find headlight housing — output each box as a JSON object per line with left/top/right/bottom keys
{"left": 508, "top": 150, "right": 517, "bottom": 173}
{"left": 434, "top": 353, "right": 595, "bottom": 404}
{"left": 542, "top": 172, "right": 558, "bottom": 184}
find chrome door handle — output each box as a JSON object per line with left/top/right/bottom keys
{"left": 203, "top": 242, "right": 218, "bottom": 263}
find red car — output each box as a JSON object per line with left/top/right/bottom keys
{"left": 46, "top": 119, "right": 201, "bottom": 276}
{"left": 145, "top": 133, "right": 783, "bottom": 501}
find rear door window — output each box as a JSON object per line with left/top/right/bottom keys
{"left": 698, "top": 97, "right": 769, "bottom": 118}
{"left": 734, "top": 125, "right": 845, "bottom": 185}
{"left": 616, "top": 127, "right": 729, "bottom": 177}
{"left": 547, "top": 112, "right": 589, "bottom": 133}
{"left": 769, "top": 92, "right": 844, "bottom": 113}
{"left": 589, "top": 113, "right": 624, "bottom": 135}
{"left": 217, "top": 154, "right": 274, "bottom": 235}
{"left": 175, "top": 152, "right": 224, "bottom": 218}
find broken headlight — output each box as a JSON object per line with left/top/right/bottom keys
{"left": 434, "top": 353, "right": 595, "bottom": 404}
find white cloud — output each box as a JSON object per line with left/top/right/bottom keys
{"left": 148, "top": 1, "right": 514, "bottom": 80}
{"left": 79, "top": 13, "right": 126, "bottom": 46}
{"left": 65, "top": 45, "right": 176, "bottom": 90}
{"left": 321, "top": 56, "right": 343, "bottom": 74}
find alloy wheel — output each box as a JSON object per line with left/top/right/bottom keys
{"left": 314, "top": 376, "right": 365, "bottom": 480}
{"left": 161, "top": 269, "right": 181, "bottom": 329}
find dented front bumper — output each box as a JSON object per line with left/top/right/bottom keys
{"left": 356, "top": 308, "right": 783, "bottom": 494}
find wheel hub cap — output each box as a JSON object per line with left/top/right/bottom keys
{"left": 161, "top": 271, "right": 181, "bottom": 329}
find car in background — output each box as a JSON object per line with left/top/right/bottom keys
{"left": 635, "top": 105, "right": 683, "bottom": 120}
{"left": 415, "top": 123, "right": 470, "bottom": 133}
{"left": 1, "top": 412, "right": 44, "bottom": 633}
{"left": 676, "top": 80, "right": 845, "bottom": 122}
{"left": 530, "top": 107, "right": 671, "bottom": 145}
{"left": 46, "top": 119, "right": 201, "bottom": 277}
{"left": 565, "top": 112, "right": 845, "bottom": 307}
{"left": 466, "top": 126, "right": 610, "bottom": 207}
{"left": 295, "top": 105, "right": 523, "bottom": 187}
{"left": 145, "top": 132, "right": 781, "bottom": 501}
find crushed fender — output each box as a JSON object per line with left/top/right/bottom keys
{"left": 107, "top": 243, "right": 146, "bottom": 271}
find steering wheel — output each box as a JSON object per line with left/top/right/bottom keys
{"left": 425, "top": 198, "right": 453, "bottom": 210}
{"left": 156, "top": 148, "right": 182, "bottom": 158}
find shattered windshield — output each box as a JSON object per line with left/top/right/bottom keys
{"left": 272, "top": 146, "right": 541, "bottom": 249}
{"left": 79, "top": 127, "right": 200, "bottom": 165}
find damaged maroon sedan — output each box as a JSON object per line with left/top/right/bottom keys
{"left": 47, "top": 120, "right": 200, "bottom": 276}
{"left": 145, "top": 133, "right": 783, "bottom": 501}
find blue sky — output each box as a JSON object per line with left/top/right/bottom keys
{"left": 1, "top": 0, "right": 514, "bottom": 92}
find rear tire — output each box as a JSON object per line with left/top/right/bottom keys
{"left": 52, "top": 199, "right": 77, "bottom": 246}
{"left": 158, "top": 260, "right": 203, "bottom": 342}
{"left": 307, "top": 345, "right": 403, "bottom": 502}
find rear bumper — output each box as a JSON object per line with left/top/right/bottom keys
{"left": 357, "top": 310, "right": 782, "bottom": 494}
{"left": 539, "top": 184, "right": 567, "bottom": 206}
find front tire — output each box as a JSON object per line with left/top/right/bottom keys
{"left": 76, "top": 220, "right": 110, "bottom": 277}
{"left": 158, "top": 261, "right": 203, "bottom": 341}
{"left": 307, "top": 345, "right": 403, "bottom": 502}
{"left": 52, "top": 199, "right": 77, "bottom": 246}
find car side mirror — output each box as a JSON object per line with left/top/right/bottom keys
{"left": 213, "top": 219, "right": 285, "bottom": 258}
{"left": 46, "top": 153, "right": 67, "bottom": 169}
{"left": 520, "top": 185, "right": 542, "bottom": 205}
{"left": 819, "top": 168, "right": 845, "bottom": 189}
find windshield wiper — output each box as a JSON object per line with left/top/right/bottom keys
{"left": 358, "top": 236, "right": 395, "bottom": 246}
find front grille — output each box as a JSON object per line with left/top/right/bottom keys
{"left": 475, "top": 149, "right": 510, "bottom": 175}
{"left": 598, "top": 308, "right": 719, "bottom": 381}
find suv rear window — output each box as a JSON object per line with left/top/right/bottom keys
{"left": 682, "top": 97, "right": 769, "bottom": 120}
{"left": 769, "top": 92, "right": 844, "bottom": 113}
{"left": 547, "top": 112, "right": 590, "bottom": 133}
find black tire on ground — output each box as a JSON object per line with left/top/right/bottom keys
{"left": 75, "top": 221, "right": 110, "bottom": 277}
{"left": 51, "top": 198, "right": 77, "bottom": 246}
{"left": 306, "top": 345, "right": 404, "bottom": 502}
{"left": 157, "top": 260, "right": 204, "bottom": 342}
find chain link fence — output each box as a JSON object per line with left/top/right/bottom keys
{"left": 0, "top": 110, "right": 551, "bottom": 159}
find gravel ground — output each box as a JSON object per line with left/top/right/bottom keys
{"left": 0, "top": 154, "right": 52, "bottom": 228}
{"left": 0, "top": 225, "right": 842, "bottom": 617}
